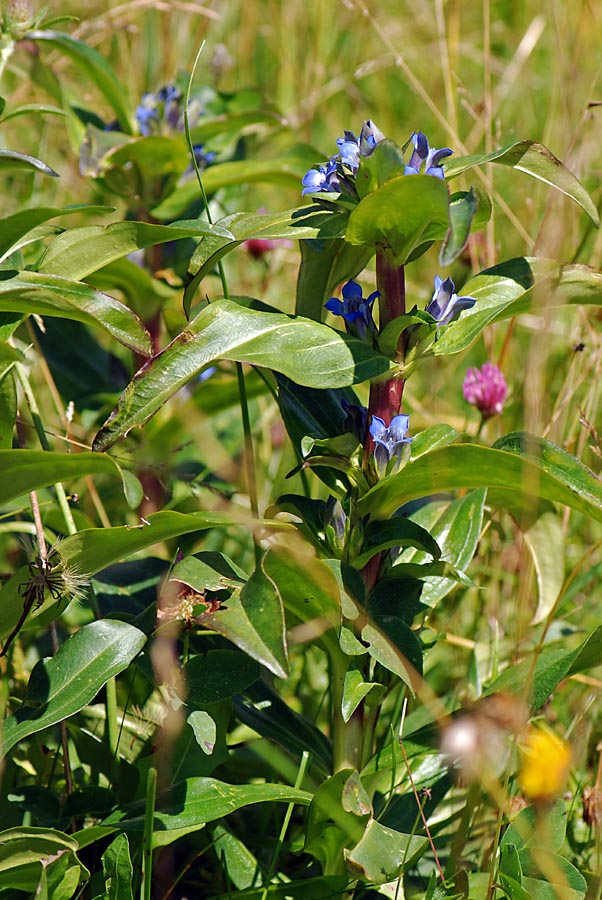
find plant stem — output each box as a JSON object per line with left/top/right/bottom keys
{"left": 364, "top": 253, "right": 406, "bottom": 460}
{"left": 15, "top": 362, "right": 77, "bottom": 536}
{"left": 261, "top": 751, "right": 310, "bottom": 899}
{"left": 141, "top": 766, "right": 158, "bottom": 900}
{"left": 330, "top": 653, "right": 363, "bottom": 772}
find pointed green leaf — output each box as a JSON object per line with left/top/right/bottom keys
{"left": 101, "top": 777, "right": 311, "bottom": 847}
{"left": 358, "top": 436, "right": 602, "bottom": 525}
{"left": 93, "top": 299, "right": 389, "bottom": 450}
{"left": 345, "top": 174, "right": 449, "bottom": 264}
{"left": 198, "top": 559, "right": 288, "bottom": 678}
{"left": 0, "top": 205, "right": 112, "bottom": 262}
{"left": 398, "top": 489, "right": 486, "bottom": 607}
{"left": 352, "top": 517, "right": 441, "bottom": 569}
{"left": 39, "top": 219, "right": 223, "bottom": 281}
{"left": 1, "top": 620, "right": 146, "bottom": 756}
{"left": 0, "top": 271, "right": 152, "bottom": 356}
{"left": 522, "top": 511, "right": 565, "bottom": 625}
{"left": 101, "top": 833, "right": 134, "bottom": 900}
{"left": 487, "top": 626, "right": 602, "bottom": 708}
{"left": 0, "top": 103, "right": 69, "bottom": 123}
{"left": 184, "top": 205, "right": 349, "bottom": 315}
{"left": 0, "top": 448, "right": 127, "bottom": 506}
{"left": 58, "top": 509, "right": 242, "bottom": 576}
{"left": 0, "top": 149, "right": 58, "bottom": 177}
{"left": 439, "top": 186, "right": 486, "bottom": 266}
{"left": 27, "top": 30, "right": 132, "bottom": 132}
{"left": 342, "top": 670, "right": 384, "bottom": 723}
{"left": 444, "top": 140, "right": 599, "bottom": 225}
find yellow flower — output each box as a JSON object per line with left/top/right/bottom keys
{"left": 518, "top": 726, "right": 572, "bottom": 802}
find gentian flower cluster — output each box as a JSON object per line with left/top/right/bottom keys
{"left": 301, "top": 120, "right": 385, "bottom": 196}
{"left": 463, "top": 362, "right": 508, "bottom": 418}
{"left": 302, "top": 122, "right": 453, "bottom": 196}
{"left": 427, "top": 276, "right": 476, "bottom": 326}
{"left": 325, "top": 280, "right": 379, "bottom": 343}
{"left": 134, "top": 83, "right": 216, "bottom": 169}
{"left": 370, "top": 415, "right": 412, "bottom": 479}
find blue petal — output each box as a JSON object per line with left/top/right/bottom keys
{"left": 388, "top": 414, "right": 411, "bottom": 442}
{"left": 369, "top": 415, "right": 388, "bottom": 442}
{"left": 342, "top": 280, "right": 363, "bottom": 302}
{"left": 325, "top": 297, "right": 345, "bottom": 316}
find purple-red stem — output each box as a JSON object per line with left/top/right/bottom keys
{"left": 364, "top": 252, "right": 407, "bottom": 458}
{"left": 361, "top": 252, "right": 408, "bottom": 593}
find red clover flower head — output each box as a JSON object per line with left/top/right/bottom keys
{"left": 463, "top": 362, "right": 508, "bottom": 419}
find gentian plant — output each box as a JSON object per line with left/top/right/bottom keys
{"left": 1, "top": 16, "right": 602, "bottom": 898}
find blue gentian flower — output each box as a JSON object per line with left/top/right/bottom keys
{"left": 336, "top": 131, "right": 361, "bottom": 172}
{"left": 325, "top": 280, "right": 379, "bottom": 342}
{"left": 426, "top": 275, "right": 476, "bottom": 326}
{"left": 359, "top": 120, "right": 385, "bottom": 157}
{"left": 404, "top": 131, "right": 453, "bottom": 179}
{"left": 369, "top": 414, "right": 412, "bottom": 478}
{"left": 301, "top": 158, "right": 341, "bottom": 195}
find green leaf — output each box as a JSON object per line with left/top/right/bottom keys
{"left": 0, "top": 448, "right": 127, "bottom": 507}
{"left": 209, "top": 823, "right": 259, "bottom": 892}
{"left": 0, "top": 827, "right": 86, "bottom": 893}
{"left": 358, "top": 437, "right": 602, "bottom": 525}
{"left": 0, "top": 364, "right": 16, "bottom": 450}
{"left": 187, "top": 711, "right": 217, "bottom": 756}
{"left": 360, "top": 618, "right": 423, "bottom": 691}
{"left": 39, "top": 219, "right": 222, "bottom": 281}
{"left": 184, "top": 650, "right": 261, "bottom": 705}
{"left": 344, "top": 818, "right": 428, "bottom": 884}
{"left": 522, "top": 511, "right": 565, "bottom": 624}
{"left": 92, "top": 299, "right": 389, "bottom": 450}
{"left": 397, "top": 489, "right": 487, "bottom": 607}
{"left": 170, "top": 554, "right": 247, "bottom": 593}
{"left": 101, "top": 833, "right": 134, "bottom": 900}
{"left": 305, "top": 769, "right": 370, "bottom": 871}
{"left": 58, "top": 509, "right": 241, "bottom": 576}
{"left": 0, "top": 103, "right": 69, "bottom": 123}
{"left": 102, "top": 777, "right": 312, "bottom": 847}
{"left": 0, "top": 271, "right": 152, "bottom": 356}
{"left": 439, "top": 186, "right": 482, "bottom": 266}
{"left": 444, "top": 140, "right": 600, "bottom": 225}
{"left": 487, "top": 626, "right": 602, "bottom": 708}
{"left": 0, "top": 205, "right": 112, "bottom": 262}
{"left": 1, "top": 620, "right": 146, "bottom": 756}
{"left": 184, "top": 205, "right": 349, "bottom": 315}
{"left": 263, "top": 548, "right": 341, "bottom": 638}
{"left": 345, "top": 174, "right": 450, "bottom": 264}
{"left": 342, "top": 670, "right": 384, "bottom": 722}
{"left": 27, "top": 30, "right": 132, "bottom": 132}
{"left": 0, "top": 149, "right": 58, "bottom": 177}
{"left": 352, "top": 518, "right": 441, "bottom": 569}
{"left": 198, "top": 559, "right": 288, "bottom": 678}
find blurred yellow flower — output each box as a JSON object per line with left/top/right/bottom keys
{"left": 518, "top": 726, "right": 572, "bottom": 802}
